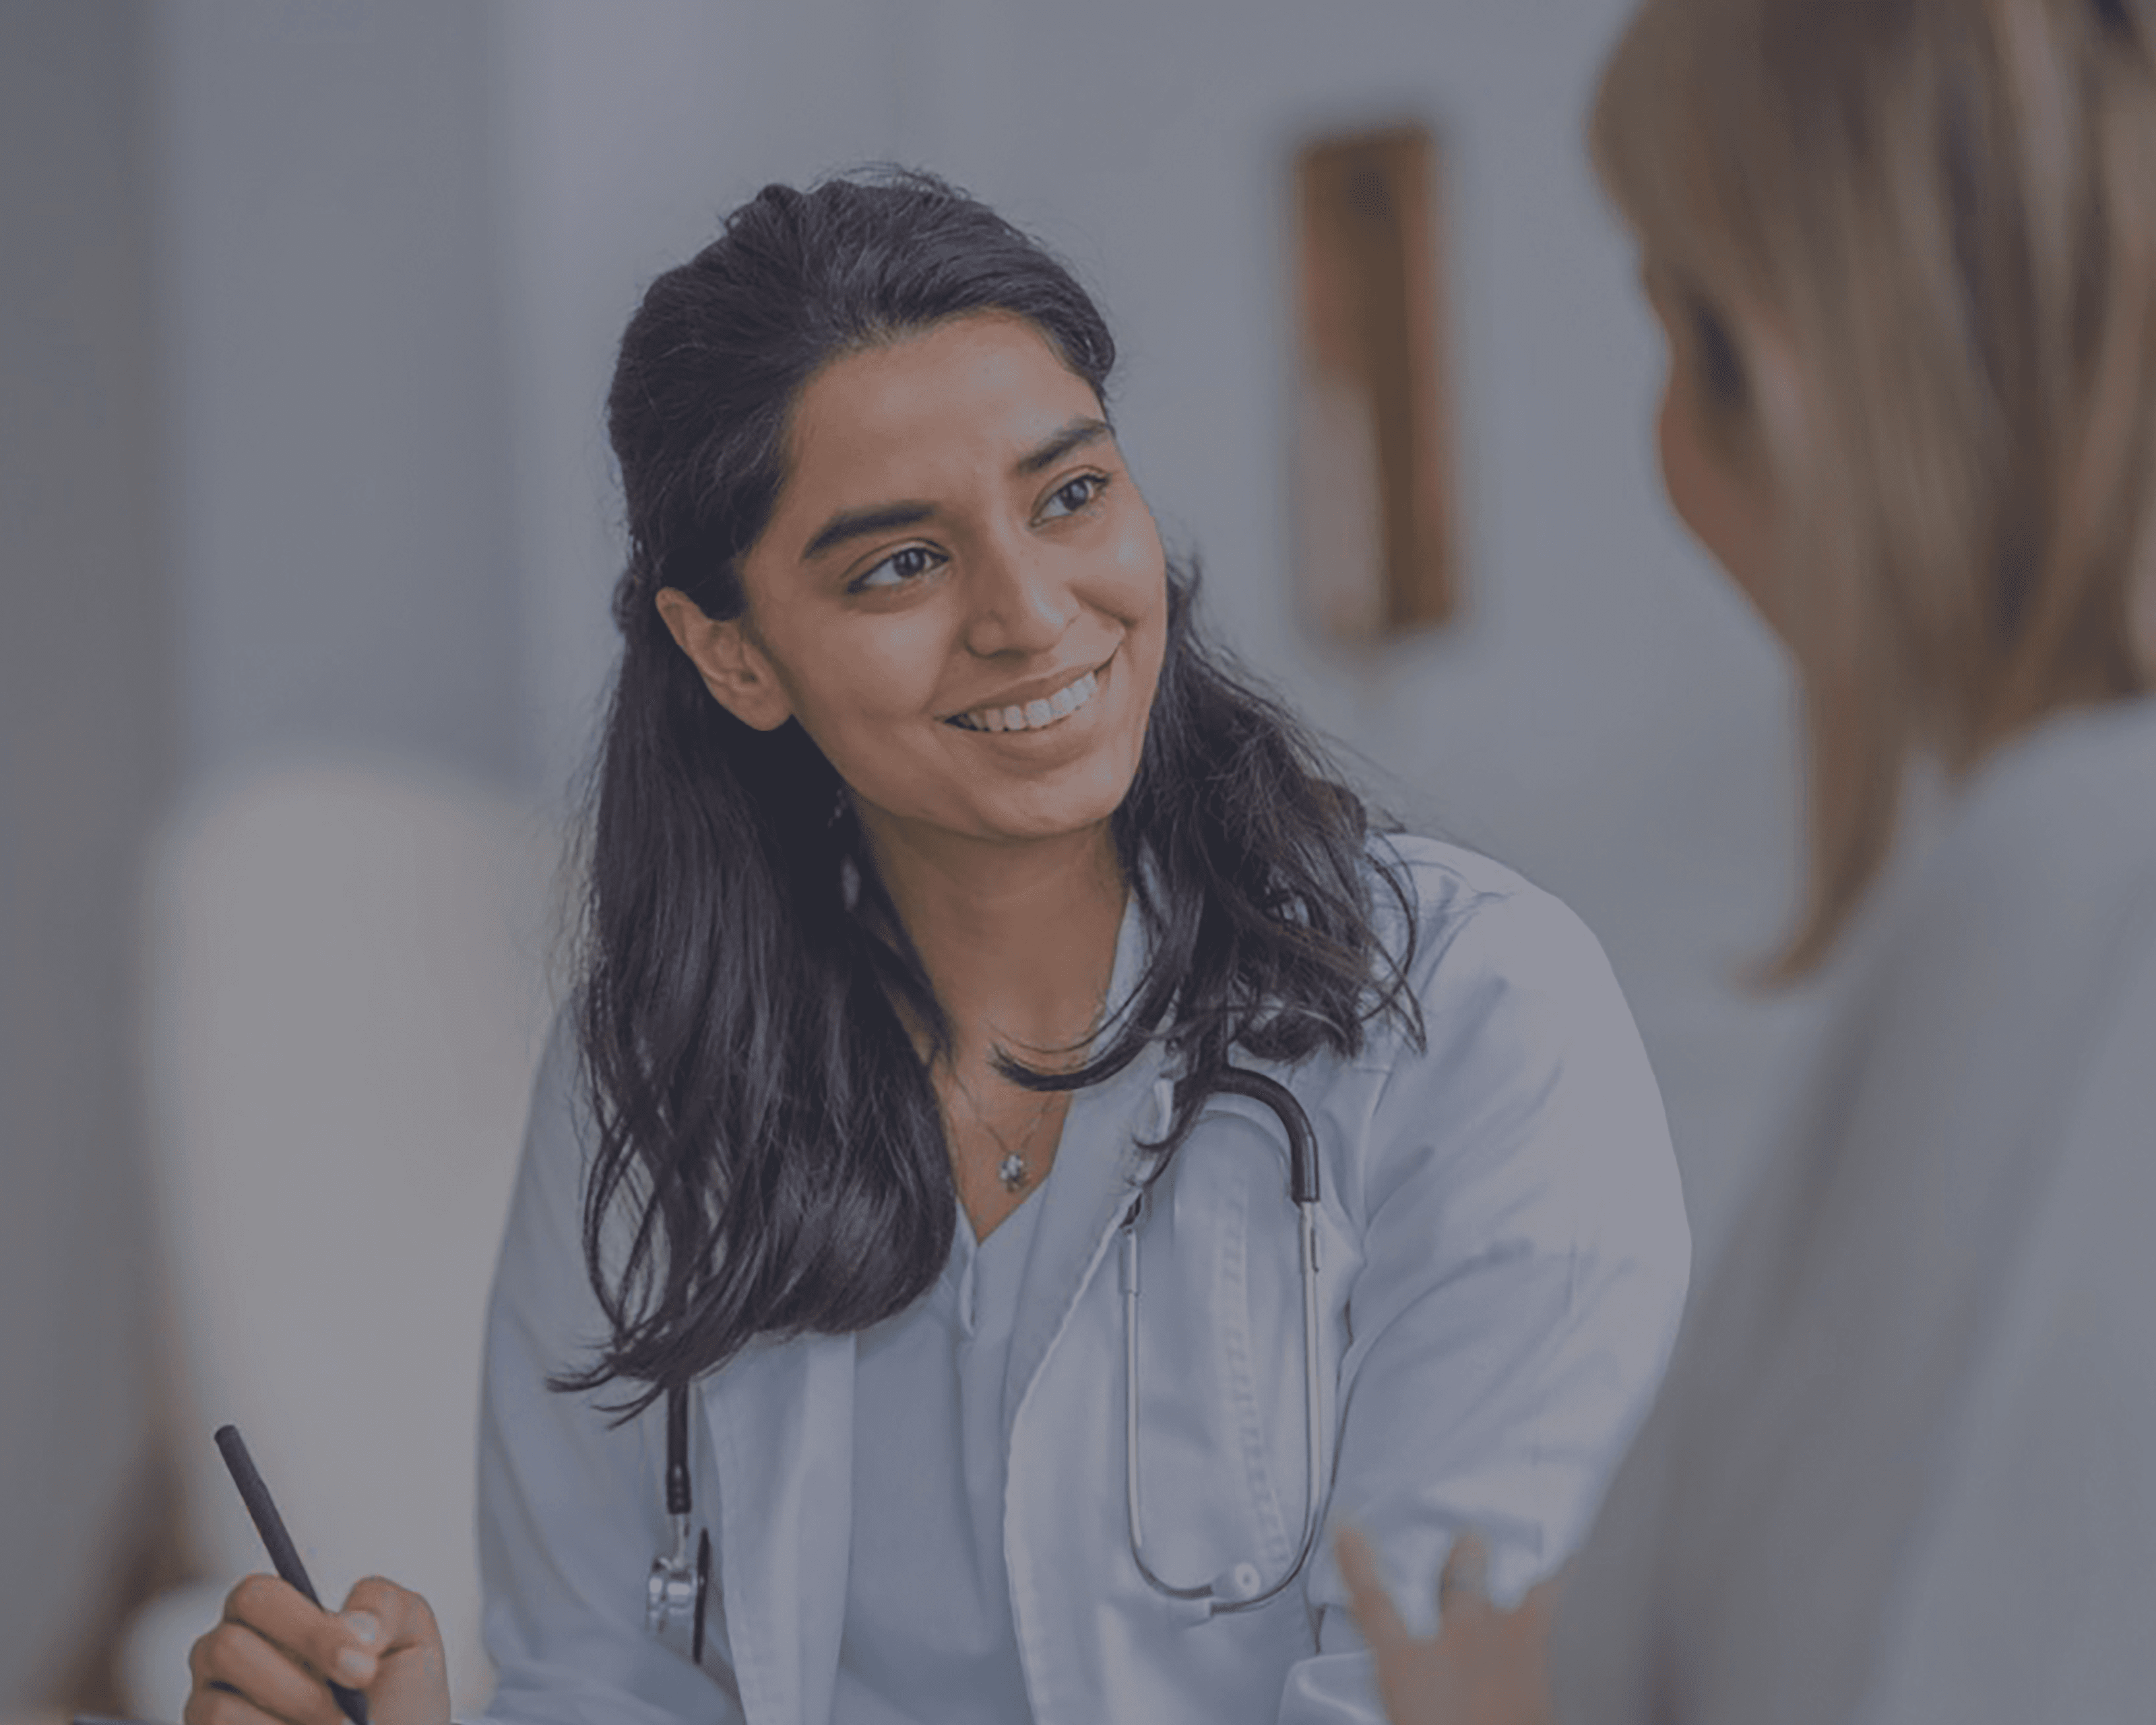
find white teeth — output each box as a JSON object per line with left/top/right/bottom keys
{"left": 953, "top": 667, "right": 1101, "bottom": 733}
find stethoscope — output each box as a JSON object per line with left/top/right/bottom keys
{"left": 647, "top": 1063, "right": 1327, "bottom": 1649}
{"left": 646, "top": 1381, "right": 711, "bottom": 1660}
{"left": 1120, "top": 1065, "right": 1327, "bottom": 1616}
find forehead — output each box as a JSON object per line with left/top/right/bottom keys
{"left": 778, "top": 313, "right": 1102, "bottom": 500}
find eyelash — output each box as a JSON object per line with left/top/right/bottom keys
{"left": 844, "top": 472, "right": 1113, "bottom": 594}
{"left": 1043, "top": 471, "right": 1111, "bottom": 518}
{"left": 849, "top": 544, "right": 947, "bottom": 593}
{"left": 1688, "top": 301, "right": 1747, "bottom": 408}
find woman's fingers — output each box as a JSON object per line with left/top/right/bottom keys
{"left": 1339, "top": 1524, "right": 1493, "bottom": 1644}
{"left": 338, "top": 1575, "right": 453, "bottom": 1724}
{"left": 1438, "top": 1530, "right": 1492, "bottom": 1619}
{"left": 1338, "top": 1525, "right": 1459, "bottom": 1725}
{"left": 1518, "top": 1567, "right": 1564, "bottom": 1629}
{"left": 183, "top": 1676, "right": 305, "bottom": 1725}
{"left": 187, "top": 1582, "right": 354, "bottom": 1724}
{"left": 339, "top": 1573, "right": 439, "bottom": 1656}
{"left": 185, "top": 1568, "right": 454, "bottom": 1725}
{"left": 1336, "top": 1524, "right": 1414, "bottom": 1653}
{"left": 1337, "top": 1528, "right": 1560, "bottom": 1725}
{"left": 236, "top": 1571, "right": 380, "bottom": 1687}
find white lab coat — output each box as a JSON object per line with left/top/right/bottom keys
{"left": 470, "top": 836, "right": 1690, "bottom": 1725}
{"left": 1550, "top": 699, "right": 2156, "bottom": 1723}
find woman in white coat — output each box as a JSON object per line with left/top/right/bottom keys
{"left": 1341, "top": 1, "right": 2156, "bottom": 1719}
{"left": 183, "top": 171, "right": 1688, "bottom": 1725}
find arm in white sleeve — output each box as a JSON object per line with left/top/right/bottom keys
{"left": 1279, "top": 877, "right": 1692, "bottom": 1724}
{"left": 464, "top": 1016, "right": 745, "bottom": 1725}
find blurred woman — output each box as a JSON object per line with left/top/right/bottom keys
{"left": 1342, "top": 0, "right": 2156, "bottom": 1718}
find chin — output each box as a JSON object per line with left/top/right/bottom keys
{"left": 986, "top": 774, "right": 1135, "bottom": 845}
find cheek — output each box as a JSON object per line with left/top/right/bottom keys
{"left": 791, "top": 619, "right": 936, "bottom": 712}
{"left": 1110, "top": 505, "right": 1164, "bottom": 577}
{"left": 1107, "top": 511, "right": 1170, "bottom": 635}
{"left": 1657, "top": 374, "right": 1781, "bottom": 633}
{"left": 1656, "top": 374, "right": 1707, "bottom": 546}
{"left": 759, "top": 623, "right": 945, "bottom": 791}
{"left": 1112, "top": 532, "right": 1171, "bottom": 701}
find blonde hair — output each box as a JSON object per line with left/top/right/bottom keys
{"left": 1593, "top": 0, "right": 2156, "bottom": 975}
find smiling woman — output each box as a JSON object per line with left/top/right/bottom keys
{"left": 181, "top": 170, "right": 1690, "bottom": 1725}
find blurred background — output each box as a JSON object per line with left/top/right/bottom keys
{"left": 0, "top": 1, "right": 1829, "bottom": 1717}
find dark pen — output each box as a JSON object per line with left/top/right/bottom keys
{"left": 214, "top": 1424, "right": 372, "bottom": 1725}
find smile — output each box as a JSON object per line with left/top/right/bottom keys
{"left": 946, "top": 665, "right": 1104, "bottom": 734}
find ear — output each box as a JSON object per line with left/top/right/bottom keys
{"left": 654, "top": 587, "right": 795, "bottom": 732}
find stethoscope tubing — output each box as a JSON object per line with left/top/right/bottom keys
{"left": 1122, "top": 1065, "right": 1328, "bottom": 1614}
{"left": 649, "top": 1380, "right": 710, "bottom": 1659}
{"left": 653, "top": 1061, "right": 1328, "bottom": 1637}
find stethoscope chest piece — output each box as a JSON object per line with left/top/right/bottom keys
{"left": 649, "top": 1380, "right": 711, "bottom": 1663}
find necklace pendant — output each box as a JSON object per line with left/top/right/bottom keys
{"left": 997, "top": 1151, "right": 1029, "bottom": 1193}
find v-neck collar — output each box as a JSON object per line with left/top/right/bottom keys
{"left": 700, "top": 871, "right": 1176, "bottom": 1725}
{"left": 997, "top": 883, "right": 1172, "bottom": 1445}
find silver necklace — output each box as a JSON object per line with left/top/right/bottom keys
{"left": 948, "top": 1070, "right": 1062, "bottom": 1193}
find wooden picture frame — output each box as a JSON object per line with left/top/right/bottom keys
{"left": 1292, "top": 123, "right": 1457, "bottom": 640}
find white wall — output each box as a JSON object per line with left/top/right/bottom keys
{"left": 150, "top": 0, "right": 526, "bottom": 794}
{"left": 0, "top": 3, "right": 168, "bottom": 1708}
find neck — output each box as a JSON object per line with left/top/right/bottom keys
{"left": 860, "top": 815, "right": 1129, "bottom": 1068}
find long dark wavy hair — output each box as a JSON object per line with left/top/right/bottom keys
{"left": 563, "top": 170, "right": 1424, "bottom": 1411}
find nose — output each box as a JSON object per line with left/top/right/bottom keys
{"left": 962, "top": 532, "right": 1078, "bottom": 658}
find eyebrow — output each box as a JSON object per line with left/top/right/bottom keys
{"left": 801, "top": 500, "right": 936, "bottom": 563}
{"left": 1015, "top": 415, "right": 1113, "bottom": 476}
{"left": 798, "top": 416, "right": 1116, "bottom": 563}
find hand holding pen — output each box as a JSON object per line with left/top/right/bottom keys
{"left": 181, "top": 1426, "right": 451, "bottom": 1725}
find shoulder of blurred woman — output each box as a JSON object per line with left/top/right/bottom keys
{"left": 1866, "top": 696, "right": 2156, "bottom": 991}
{"left": 1763, "top": 694, "right": 2156, "bottom": 1283}
{"left": 1949, "top": 695, "right": 2156, "bottom": 883}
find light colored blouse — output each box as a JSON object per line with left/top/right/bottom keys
{"left": 1550, "top": 699, "right": 2156, "bottom": 1724}
{"left": 835, "top": 1195, "right": 1046, "bottom": 1723}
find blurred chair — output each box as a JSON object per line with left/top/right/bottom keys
{"left": 123, "top": 759, "right": 557, "bottom": 1720}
